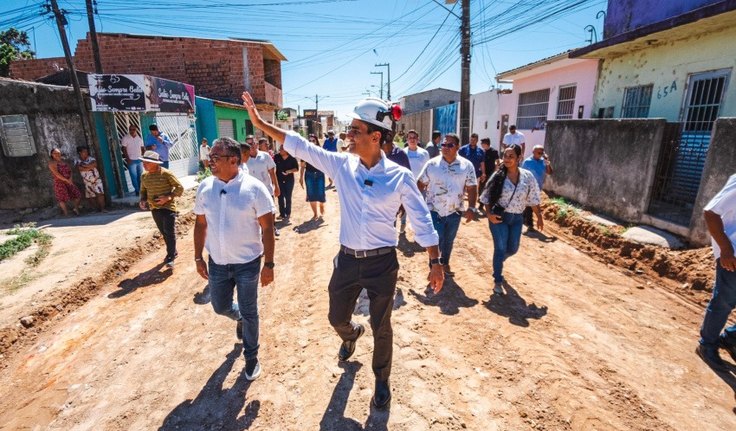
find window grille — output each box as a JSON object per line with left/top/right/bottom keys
{"left": 556, "top": 85, "right": 577, "bottom": 119}
{"left": 621, "top": 85, "right": 653, "bottom": 118}
{"left": 516, "top": 89, "right": 549, "bottom": 130}
{"left": 0, "top": 115, "right": 36, "bottom": 157}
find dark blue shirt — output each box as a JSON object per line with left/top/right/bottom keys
{"left": 323, "top": 137, "right": 338, "bottom": 152}
{"left": 387, "top": 146, "right": 411, "bottom": 171}
{"left": 458, "top": 144, "right": 484, "bottom": 176}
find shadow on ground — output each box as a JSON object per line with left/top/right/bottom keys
{"left": 319, "top": 361, "right": 389, "bottom": 431}
{"left": 524, "top": 229, "right": 558, "bottom": 243}
{"left": 108, "top": 263, "right": 172, "bottom": 298}
{"left": 293, "top": 218, "right": 325, "bottom": 234}
{"left": 483, "top": 282, "right": 548, "bottom": 327}
{"left": 159, "top": 344, "right": 258, "bottom": 431}
{"left": 409, "top": 278, "right": 478, "bottom": 315}
{"left": 396, "top": 233, "right": 425, "bottom": 258}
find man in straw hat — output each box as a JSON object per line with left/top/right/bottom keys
{"left": 139, "top": 150, "right": 184, "bottom": 267}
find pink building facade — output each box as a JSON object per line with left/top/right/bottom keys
{"left": 496, "top": 53, "right": 600, "bottom": 157}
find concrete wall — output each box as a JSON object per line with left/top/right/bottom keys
{"left": 544, "top": 119, "right": 667, "bottom": 221}
{"left": 500, "top": 59, "right": 599, "bottom": 157}
{"left": 214, "top": 105, "right": 251, "bottom": 142}
{"left": 604, "top": 0, "right": 720, "bottom": 38}
{"left": 470, "top": 90, "right": 500, "bottom": 146}
{"left": 594, "top": 24, "right": 736, "bottom": 120}
{"left": 689, "top": 117, "right": 736, "bottom": 244}
{"left": 10, "top": 33, "right": 280, "bottom": 106}
{"left": 400, "top": 88, "right": 460, "bottom": 115}
{"left": 401, "top": 109, "right": 433, "bottom": 144}
{"left": 0, "top": 79, "right": 88, "bottom": 209}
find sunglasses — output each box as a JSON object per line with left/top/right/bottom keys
{"left": 441, "top": 143, "right": 456, "bottom": 148}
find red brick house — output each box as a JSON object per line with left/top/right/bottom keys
{"left": 10, "top": 32, "right": 285, "bottom": 113}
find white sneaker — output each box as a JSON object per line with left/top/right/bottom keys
{"left": 244, "top": 359, "right": 261, "bottom": 381}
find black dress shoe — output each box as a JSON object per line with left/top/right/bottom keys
{"left": 338, "top": 324, "right": 364, "bottom": 361}
{"left": 696, "top": 344, "right": 727, "bottom": 371}
{"left": 720, "top": 335, "right": 736, "bottom": 362}
{"left": 372, "top": 380, "right": 391, "bottom": 409}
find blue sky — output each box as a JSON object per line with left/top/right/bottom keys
{"left": 2, "top": 0, "right": 608, "bottom": 118}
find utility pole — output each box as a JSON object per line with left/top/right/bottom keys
{"left": 459, "top": 0, "right": 471, "bottom": 146}
{"left": 48, "top": 0, "right": 92, "bottom": 145}
{"left": 375, "top": 63, "right": 391, "bottom": 100}
{"left": 85, "top": 0, "right": 103, "bottom": 73}
{"left": 305, "top": 94, "right": 328, "bottom": 136}
{"left": 370, "top": 71, "right": 384, "bottom": 98}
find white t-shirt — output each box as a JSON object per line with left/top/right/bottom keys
{"left": 245, "top": 151, "right": 277, "bottom": 195}
{"left": 121, "top": 134, "right": 144, "bottom": 160}
{"left": 503, "top": 131, "right": 525, "bottom": 148}
{"left": 418, "top": 156, "right": 477, "bottom": 217}
{"left": 403, "top": 146, "right": 430, "bottom": 179}
{"left": 193, "top": 171, "right": 275, "bottom": 265}
{"left": 704, "top": 173, "right": 736, "bottom": 259}
{"left": 199, "top": 144, "right": 210, "bottom": 161}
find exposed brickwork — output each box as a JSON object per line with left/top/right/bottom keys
{"left": 9, "top": 33, "right": 283, "bottom": 107}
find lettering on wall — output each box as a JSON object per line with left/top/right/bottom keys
{"left": 656, "top": 80, "right": 678, "bottom": 99}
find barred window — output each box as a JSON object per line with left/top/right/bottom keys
{"left": 516, "top": 89, "right": 550, "bottom": 130}
{"left": 621, "top": 85, "right": 653, "bottom": 118}
{"left": 556, "top": 85, "right": 577, "bottom": 119}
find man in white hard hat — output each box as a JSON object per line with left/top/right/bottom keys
{"left": 241, "top": 91, "right": 443, "bottom": 410}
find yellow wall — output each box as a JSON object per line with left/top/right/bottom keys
{"left": 594, "top": 24, "right": 736, "bottom": 120}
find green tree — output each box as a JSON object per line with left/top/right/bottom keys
{"left": 0, "top": 28, "right": 35, "bottom": 77}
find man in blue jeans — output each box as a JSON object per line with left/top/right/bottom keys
{"left": 697, "top": 173, "right": 736, "bottom": 371}
{"left": 193, "top": 136, "right": 276, "bottom": 381}
{"left": 417, "top": 132, "right": 477, "bottom": 276}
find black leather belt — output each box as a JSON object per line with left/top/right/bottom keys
{"left": 340, "top": 245, "right": 394, "bottom": 259}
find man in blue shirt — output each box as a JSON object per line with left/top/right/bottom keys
{"left": 521, "top": 145, "right": 553, "bottom": 230}
{"left": 458, "top": 133, "right": 484, "bottom": 211}
{"left": 322, "top": 130, "right": 339, "bottom": 187}
{"left": 145, "top": 124, "right": 174, "bottom": 169}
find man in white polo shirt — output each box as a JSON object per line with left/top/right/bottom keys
{"left": 418, "top": 132, "right": 477, "bottom": 276}
{"left": 121, "top": 124, "right": 145, "bottom": 195}
{"left": 403, "top": 128, "right": 430, "bottom": 179}
{"left": 193, "top": 136, "right": 276, "bottom": 382}
{"left": 697, "top": 173, "right": 736, "bottom": 371}
{"left": 502, "top": 124, "right": 526, "bottom": 156}
{"left": 246, "top": 140, "right": 280, "bottom": 235}
{"left": 242, "top": 91, "right": 443, "bottom": 410}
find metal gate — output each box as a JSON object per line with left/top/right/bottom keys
{"left": 140, "top": 113, "right": 198, "bottom": 177}
{"left": 648, "top": 69, "right": 730, "bottom": 225}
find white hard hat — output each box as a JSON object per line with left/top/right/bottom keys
{"left": 347, "top": 97, "right": 402, "bottom": 131}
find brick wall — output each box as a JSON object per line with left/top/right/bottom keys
{"left": 9, "top": 33, "right": 280, "bottom": 105}
{"left": 9, "top": 57, "right": 67, "bottom": 81}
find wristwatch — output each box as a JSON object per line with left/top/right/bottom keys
{"left": 264, "top": 261, "right": 275, "bottom": 269}
{"left": 429, "top": 258, "right": 441, "bottom": 266}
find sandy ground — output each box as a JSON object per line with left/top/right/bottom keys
{"left": 0, "top": 184, "right": 735, "bottom": 431}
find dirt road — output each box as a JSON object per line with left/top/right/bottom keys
{"left": 1, "top": 185, "right": 734, "bottom": 430}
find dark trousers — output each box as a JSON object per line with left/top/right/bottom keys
{"left": 523, "top": 206, "right": 536, "bottom": 227}
{"left": 151, "top": 208, "right": 177, "bottom": 260}
{"left": 278, "top": 178, "right": 295, "bottom": 218}
{"left": 328, "top": 249, "right": 399, "bottom": 382}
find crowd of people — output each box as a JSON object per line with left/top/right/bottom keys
{"left": 44, "top": 91, "right": 736, "bottom": 411}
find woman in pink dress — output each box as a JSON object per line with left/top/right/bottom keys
{"left": 48, "top": 148, "right": 81, "bottom": 216}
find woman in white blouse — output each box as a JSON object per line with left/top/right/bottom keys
{"left": 480, "top": 145, "right": 543, "bottom": 295}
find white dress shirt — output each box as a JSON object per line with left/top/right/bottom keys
{"left": 283, "top": 131, "right": 438, "bottom": 250}
{"left": 246, "top": 151, "right": 276, "bottom": 195}
{"left": 418, "top": 156, "right": 477, "bottom": 217}
{"left": 503, "top": 131, "right": 525, "bottom": 147}
{"left": 704, "top": 173, "right": 736, "bottom": 259}
{"left": 403, "top": 146, "right": 430, "bottom": 179}
{"left": 193, "top": 171, "right": 276, "bottom": 265}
